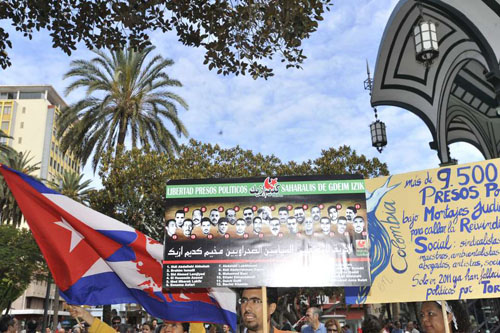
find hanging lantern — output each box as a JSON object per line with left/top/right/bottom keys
{"left": 370, "top": 119, "right": 387, "bottom": 153}
{"left": 414, "top": 19, "right": 439, "bottom": 65}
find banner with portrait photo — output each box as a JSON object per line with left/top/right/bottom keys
{"left": 346, "top": 158, "right": 500, "bottom": 304}
{"left": 163, "top": 175, "right": 369, "bottom": 288}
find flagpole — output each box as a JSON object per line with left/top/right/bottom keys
{"left": 42, "top": 275, "right": 52, "bottom": 332}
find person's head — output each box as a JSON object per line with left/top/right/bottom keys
{"left": 209, "top": 209, "right": 220, "bottom": 224}
{"left": 222, "top": 324, "right": 231, "bottom": 333}
{"left": 161, "top": 322, "right": 189, "bottom": 333}
{"left": 394, "top": 321, "right": 401, "bottom": 329}
{"left": 269, "top": 218, "right": 280, "bottom": 236}
{"left": 239, "top": 288, "right": 278, "bottom": 332}
{"left": 111, "top": 316, "right": 121, "bottom": 330}
{"left": 320, "top": 216, "right": 331, "bottom": 234}
{"left": 151, "top": 320, "right": 158, "bottom": 328}
{"left": 253, "top": 217, "right": 262, "bottom": 233}
{"left": 0, "top": 315, "right": 17, "bottom": 333}
{"left": 311, "top": 206, "right": 321, "bottom": 222}
{"left": 304, "top": 217, "right": 314, "bottom": 234}
{"left": 337, "top": 217, "right": 347, "bottom": 234}
{"left": 328, "top": 206, "right": 338, "bottom": 221}
{"left": 243, "top": 208, "right": 254, "bottom": 224}
{"left": 278, "top": 207, "right": 289, "bottom": 223}
{"left": 192, "top": 209, "right": 202, "bottom": 225}
{"left": 406, "top": 321, "right": 415, "bottom": 332}
{"left": 294, "top": 207, "right": 305, "bottom": 223}
{"left": 166, "top": 219, "right": 177, "bottom": 236}
{"left": 259, "top": 206, "right": 272, "bottom": 221}
{"left": 175, "top": 210, "right": 185, "bottom": 227}
{"left": 182, "top": 219, "right": 193, "bottom": 237}
{"left": 142, "top": 323, "right": 152, "bottom": 333}
{"left": 325, "top": 320, "right": 341, "bottom": 333}
{"left": 362, "top": 316, "right": 382, "bottom": 333}
{"left": 420, "top": 301, "right": 468, "bottom": 333}
{"left": 287, "top": 217, "right": 298, "bottom": 234}
{"left": 26, "top": 319, "right": 37, "bottom": 333}
{"left": 305, "top": 307, "right": 321, "bottom": 325}
{"left": 345, "top": 206, "right": 356, "bottom": 221}
{"left": 226, "top": 209, "right": 236, "bottom": 224}
{"left": 353, "top": 216, "right": 365, "bottom": 234}
{"left": 201, "top": 217, "right": 212, "bottom": 235}
{"left": 236, "top": 219, "right": 246, "bottom": 236}
{"left": 218, "top": 217, "right": 229, "bottom": 234}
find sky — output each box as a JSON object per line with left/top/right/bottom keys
{"left": 0, "top": 0, "right": 485, "bottom": 186}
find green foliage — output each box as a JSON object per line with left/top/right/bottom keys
{"left": 89, "top": 140, "right": 388, "bottom": 239}
{"left": 58, "top": 46, "right": 188, "bottom": 171}
{"left": 0, "top": 151, "right": 40, "bottom": 226}
{"left": 47, "top": 170, "right": 94, "bottom": 204}
{"left": 0, "top": 225, "right": 45, "bottom": 313}
{"left": 0, "top": 0, "right": 333, "bottom": 79}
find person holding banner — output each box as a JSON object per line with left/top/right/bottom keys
{"left": 419, "top": 301, "right": 469, "bottom": 333}
{"left": 240, "top": 288, "right": 292, "bottom": 333}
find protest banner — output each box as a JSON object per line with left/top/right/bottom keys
{"left": 163, "top": 175, "right": 369, "bottom": 288}
{"left": 346, "top": 158, "right": 500, "bottom": 304}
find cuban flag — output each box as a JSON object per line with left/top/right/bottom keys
{"left": 0, "top": 165, "right": 237, "bottom": 329}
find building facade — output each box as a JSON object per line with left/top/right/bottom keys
{"left": 0, "top": 85, "right": 80, "bottom": 182}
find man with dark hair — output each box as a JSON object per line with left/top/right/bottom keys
{"left": 243, "top": 207, "right": 254, "bottom": 225}
{"left": 209, "top": 209, "right": 220, "bottom": 225}
{"left": 278, "top": 207, "right": 289, "bottom": 224}
{"left": 301, "top": 307, "right": 326, "bottom": 333}
{"left": 320, "top": 216, "right": 332, "bottom": 235}
{"left": 294, "top": 207, "right": 305, "bottom": 224}
{"left": 166, "top": 219, "right": 177, "bottom": 237}
{"left": 310, "top": 206, "right": 321, "bottom": 222}
{"left": 269, "top": 218, "right": 281, "bottom": 236}
{"left": 345, "top": 206, "right": 356, "bottom": 223}
{"left": 0, "top": 315, "right": 17, "bottom": 333}
{"left": 327, "top": 206, "right": 338, "bottom": 225}
{"left": 304, "top": 217, "right": 314, "bottom": 236}
{"left": 111, "top": 316, "right": 122, "bottom": 332}
{"left": 226, "top": 208, "right": 237, "bottom": 225}
{"left": 192, "top": 209, "right": 203, "bottom": 226}
{"left": 253, "top": 217, "right": 263, "bottom": 235}
{"left": 287, "top": 217, "right": 298, "bottom": 234}
{"left": 239, "top": 288, "right": 291, "bottom": 333}
{"left": 182, "top": 219, "right": 193, "bottom": 237}
{"left": 175, "top": 210, "right": 185, "bottom": 228}
{"left": 405, "top": 321, "right": 419, "bottom": 333}
{"left": 218, "top": 217, "right": 229, "bottom": 236}
{"left": 201, "top": 217, "right": 212, "bottom": 236}
{"left": 235, "top": 218, "right": 247, "bottom": 236}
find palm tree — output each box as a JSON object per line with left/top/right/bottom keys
{"left": 48, "top": 170, "right": 93, "bottom": 204}
{"left": 0, "top": 130, "right": 14, "bottom": 158}
{"left": 58, "top": 46, "right": 189, "bottom": 171}
{"left": 0, "top": 151, "right": 40, "bottom": 226}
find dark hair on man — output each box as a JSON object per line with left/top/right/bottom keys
{"left": 0, "top": 315, "right": 15, "bottom": 333}
{"left": 201, "top": 217, "right": 214, "bottom": 226}
{"left": 243, "top": 207, "right": 252, "bottom": 212}
{"left": 311, "top": 206, "right": 319, "bottom": 211}
{"left": 175, "top": 209, "right": 185, "bottom": 215}
{"left": 278, "top": 206, "right": 288, "bottom": 212}
{"left": 26, "top": 319, "right": 37, "bottom": 333}
{"left": 267, "top": 287, "right": 278, "bottom": 304}
{"left": 219, "top": 217, "right": 229, "bottom": 224}
{"left": 338, "top": 216, "right": 347, "bottom": 222}
{"left": 362, "top": 315, "right": 382, "bottom": 333}
{"left": 210, "top": 208, "right": 218, "bottom": 213}
{"left": 327, "top": 205, "right": 337, "bottom": 212}
{"left": 167, "top": 219, "right": 176, "bottom": 227}
{"left": 347, "top": 206, "right": 357, "bottom": 213}
{"left": 182, "top": 323, "right": 190, "bottom": 332}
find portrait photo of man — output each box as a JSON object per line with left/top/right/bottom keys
{"left": 287, "top": 216, "right": 298, "bottom": 234}
{"left": 226, "top": 208, "right": 237, "bottom": 225}
{"left": 182, "top": 219, "right": 193, "bottom": 237}
{"left": 310, "top": 206, "right": 321, "bottom": 222}
{"left": 209, "top": 208, "right": 220, "bottom": 225}
{"left": 294, "top": 207, "right": 305, "bottom": 224}
{"left": 166, "top": 219, "right": 177, "bottom": 237}
{"left": 304, "top": 217, "right": 314, "bottom": 236}
{"left": 218, "top": 217, "right": 229, "bottom": 235}
{"left": 243, "top": 207, "right": 254, "bottom": 225}
{"left": 235, "top": 218, "right": 247, "bottom": 236}
{"left": 258, "top": 206, "right": 272, "bottom": 224}
{"left": 345, "top": 206, "right": 357, "bottom": 222}
{"left": 192, "top": 209, "right": 203, "bottom": 226}
{"left": 201, "top": 217, "right": 212, "bottom": 235}
{"left": 269, "top": 218, "right": 281, "bottom": 236}
{"left": 320, "top": 216, "right": 331, "bottom": 235}
{"left": 327, "top": 205, "right": 338, "bottom": 224}
{"left": 278, "top": 206, "right": 289, "bottom": 224}
{"left": 337, "top": 216, "right": 347, "bottom": 234}
{"left": 175, "top": 209, "right": 185, "bottom": 228}
{"left": 253, "top": 216, "right": 263, "bottom": 235}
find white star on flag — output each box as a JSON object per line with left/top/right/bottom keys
{"left": 55, "top": 217, "right": 84, "bottom": 252}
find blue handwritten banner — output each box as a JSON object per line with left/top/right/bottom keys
{"left": 346, "top": 159, "right": 500, "bottom": 304}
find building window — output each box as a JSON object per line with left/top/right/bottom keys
{"left": 19, "top": 92, "right": 43, "bottom": 99}
{"left": 1, "top": 121, "right": 9, "bottom": 132}
{"left": 18, "top": 137, "right": 22, "bottom": 144}
{"left": 0, "top": 92, "right": 16, "bottom": 99}
{"left": 20, "top": 122, "right": 24, "bottom": 129}
{"left": 22, "top": 107, "right": 26, "bottom": 114}
{"left": 3, "top": 105, "right": 11, "bottom": 115}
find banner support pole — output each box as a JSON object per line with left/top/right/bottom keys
{"left": 262, "top": 286, "right": 268, "bottom": 333}
{"left": 441, "top": 301, "right": 450, "bottom": 333}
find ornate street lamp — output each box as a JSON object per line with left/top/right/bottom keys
{"left": 414, "top": 2, "right": 439, "bottom": 66}
{"left": 370, "top": 110, "right": 387, "bottom": 153}
{"left": 365, "top": 61, "right": 387, "bottom": 153}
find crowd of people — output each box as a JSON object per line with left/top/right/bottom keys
{"left": 166, "top": 204, "right": 367, "bottom": 242}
